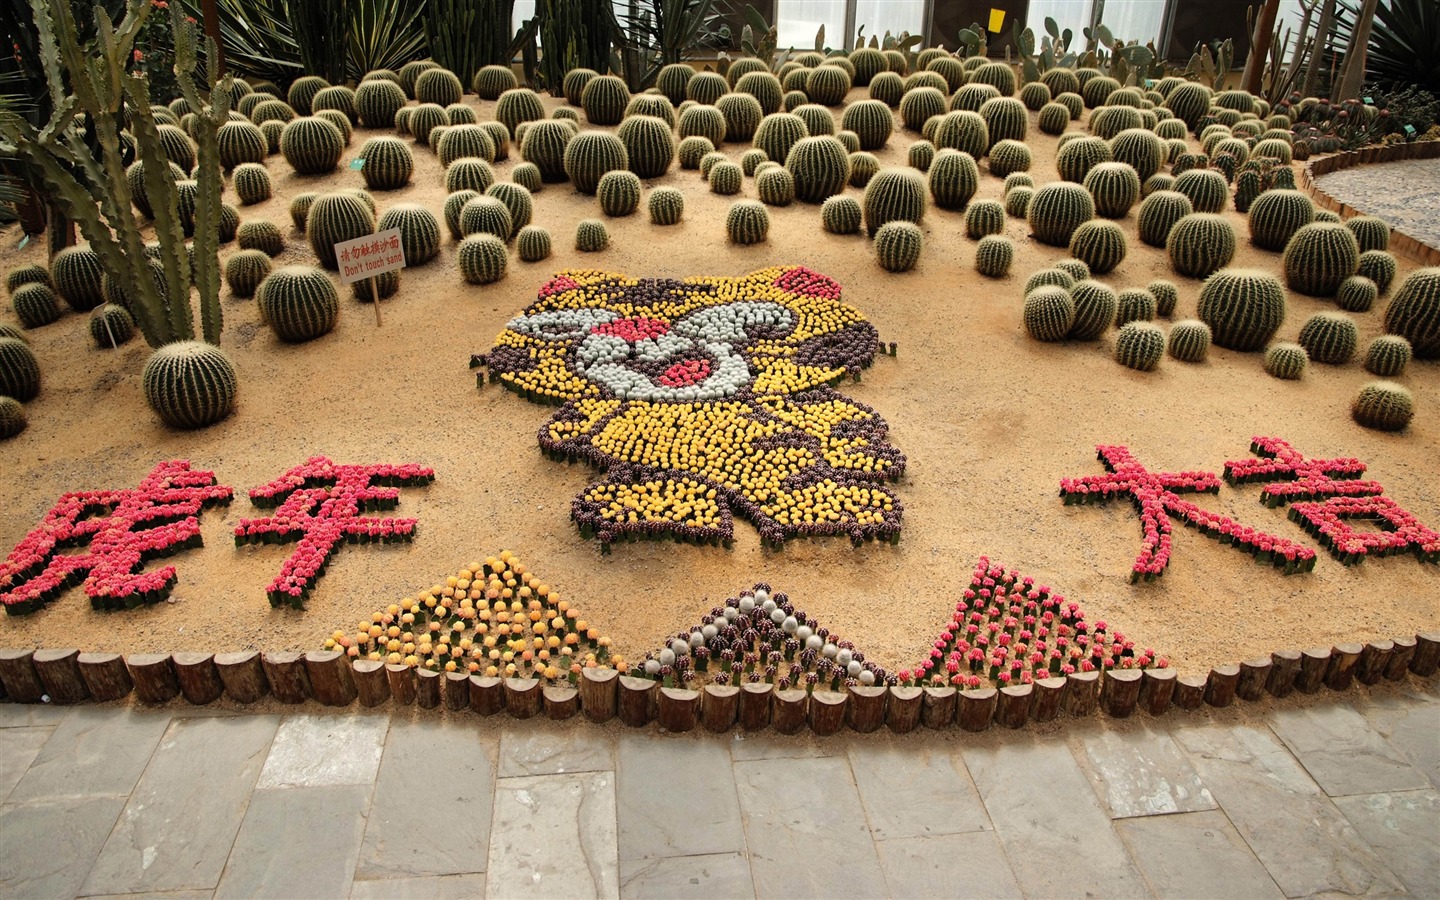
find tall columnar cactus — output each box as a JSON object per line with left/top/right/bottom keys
{"left": 1283, "top": 223, "right": 1360, "bottom": 297}
{"left": 458, "top": 234, "right": 508, "bottom": 284}
{"left": 1382, "top": 268, "right": 1440, "bottom": 358}
{"left": 1069, "top": 220, "right": 1127, "bottom": 274}
{"left": 1056, "top": 136, "right": 1112, "bottom": 184}
{"left": 863, "top": 168, "right": 927, "bottom": 236}
{"left": 616, "top": 116, "right": 675, "bottom": 179}
{"left": 1167, "top": 214, "right": 1236, "bottom": 278}
{"left": 308, "top": 192, "right": 378, "bottom": 269}
{"left": 1172, "top": 169, "right": 1229, "bottom": 214}
{"left": 1, "top": 0, "right": 233, "bottom": 398}
{"left": 582, "top": 75, "right": 630, "bottom": 126}
{"left": 1024, "top": 286, "right": 1076, "bottom": 342}
{"left": 1068, "top": 280, "right": 1118, "bottom": 340}
{"left": 1264, "top": 342, "right": 1309, "bottom": 380}
{"left": 1196, "top": 269, "right": 1287, "bottom": 351}
{"left": 1297, "top": 311, "right": 1359, "bottom": 365}
{"left": 840, "top": 100, "right": 893, "bottom": 151}
{"left": 975, "top": 235, "right": 1014, "bottom": 277}
{"left": 356, "top": 79, "right": 407, "bottom": 128}
{"left": 1352, "top": 382, "right": 1414, "bottom": 431}
{"left": 1138, "top": 190, "right": 1194, "bottom": 247}
{"left": 1027, "top": 182, "right": 1095, "bottom": 247}
{"left": 726, "top": 200, "right": 770, "bottom": 245}
{"left": 50, "top": 246, "right": 105, "bottom": 311}
{"left": 1357, "top": 251, "right": 1397, "bottom": 294}
{"left": 256, "top": 265, "right": 339, "bottom": 343}
{"left": 1083, "top": 162, "right": 1141, "bottom": 219}
{"left": 1167, "top": 319, "right": 1212, "bottom": 362}
{"left": 564, "top": 132, "right": 629, "bottom": 195}
{"left": 1115, "top": 322, "right": 1165, "bottom": 371}
{"left": 1248, "top": 190, "right": 1315, "bottom": 252}
{"left": 1363, "top": 335, "right": 1412, "bottom": 377}
{"left": 928, "top": 149, "right": 979, "bottom": 211}
{"left": 822, "top": 196, "right": 862, "bottom": 234}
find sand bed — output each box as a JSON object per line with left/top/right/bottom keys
{"left": 1, "top": 88, "right": 1436, "bottom": 677}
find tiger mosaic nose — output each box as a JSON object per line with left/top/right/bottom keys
{"left": 589, "top": 316, "right": 670, "bottom": 342}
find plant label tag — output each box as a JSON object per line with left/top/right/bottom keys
{"left": 988, "top": 8, "right": 1005, "bottom": 32}
{"left": 350, "top": 158, "right": 365, "bottom": 170}
{"left": 335, "top": 228, "right": 407, "bottom": 285}
{"left": 1404, "top": 125, "right": 1416, "bottom": 136}
{"left": 17, "top": 234, "right": 29, "bottom": 249}
{"left": 1363, "top": 96, "right": 1373, "bottom": 104}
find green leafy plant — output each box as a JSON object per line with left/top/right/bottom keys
{"left": 1335, "top": 0, "right": 1440, "bottom": 94}
{"left": 612, "top": 0, "right": 731, "bottom": 91}
{"left": 536, "top": 0, "right": 616, "bottom": 96}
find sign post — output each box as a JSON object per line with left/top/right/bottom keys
{"left": 335, "top": 228, "right": 407, "bottom": 327}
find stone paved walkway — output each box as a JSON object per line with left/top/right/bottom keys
{"left": 1313, "top": 158, "right": 1440, "bottom": 250}
{"left": 0, "top": 676, "right": 1436, "bottom": 899}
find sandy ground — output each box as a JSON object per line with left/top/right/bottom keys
{"left": 1, "top": 86, "right": 1436, "bottom": 676}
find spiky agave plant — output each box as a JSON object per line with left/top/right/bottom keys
{"left": 0, "top": 0, "right": 237, "bottom": 426}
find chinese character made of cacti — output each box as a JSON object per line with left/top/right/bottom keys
{"left": 480, "top": 266, "right": 905, "bottom": 550}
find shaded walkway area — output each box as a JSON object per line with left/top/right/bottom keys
{"left": 0, "top": 676, "right": 1436, "bottom": 899}
{"left": 1314, "top": 158, "right": 1440, "bottom": 251}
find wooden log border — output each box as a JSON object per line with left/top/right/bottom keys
{"left": 1300, "top": 141, "right": 1440, "bottom": 266}
{"left": 0, "top": 631, "right": 1435, "bottom": 735}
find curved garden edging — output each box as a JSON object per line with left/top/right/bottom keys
{"left": 1301, "top": 141, "right": 1440, "bottom": 266}
{"left": 0, "top": 635, "right": 1436, "bottom": 734}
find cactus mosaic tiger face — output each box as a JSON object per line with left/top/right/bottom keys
{"left": 486, "top": 266, "right": 906, "bottom": 548}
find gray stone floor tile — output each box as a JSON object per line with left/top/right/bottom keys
{"left": 79, "top": 715, "right": 280, "bottom": 896}
{"left": 79, "top": 891, "right": 213, "bottom": 899}
{"left": 497, "top": 723, "right": 616, "bottom": 778}
{"left": 256, "top": 712, "right": 389, "bottom": 789}
{"left": 0, "top": 796, "right": 126, "bottom": 899}
{"left": 726, "top": 731, "right": 833, "bottom": 761}
{"left": 0, "top": 703, "right": 70, "bottom": 727}
{"left": 8, "top": 707, "right": 171, "bottom": 803}
{"left": 961, "top": 737, "right": 1150, "bottom": 899}
{"left": 618, "top": 852, "right": 755, "bottom": 900}
{"left": 874, "top": 831, "right": 1024, "bottom": 899}
{"left": 1115, "top": 809, "right": 1284, "bottom": 899}
{"left": 1269, "top": 704, "right": 1430, "bottom": 797}
{"left": 1172, "top": 723, "right": 1403, "bottom": 898}
{"left": 1074, "top": 724, "right": 1217, "bottom": 818}
{"left": 616, "top": 734, "right": 745, "bottom": 861}
{"left": 733, "top": 755, "right": 888, "bottom": 898}
{"left": 486, "top": 772, "right": 619, "bottom": 899}
{"left": 0, "top": 726, "right": 54, "bottom": 804}
{"left": 848, "top": 744, "right": 990, "bottom": 840}
{"left": 1359, "top": 692, "right": 1440, "bottom": 790}
{"left": 214, "top": 785, "right": 370, "bottom": 900}
{"left": 358, "top": 719, "right": 497, "bottom": 879}
{"left": 1333, "top": 790, "right": 1440, "bottom": 898}
{"left": 350, "top": 873, "right": 486, "bottom": 899}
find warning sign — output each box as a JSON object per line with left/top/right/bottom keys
{"left": 335, "top": 228, "right": 407, "bottom": 286}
